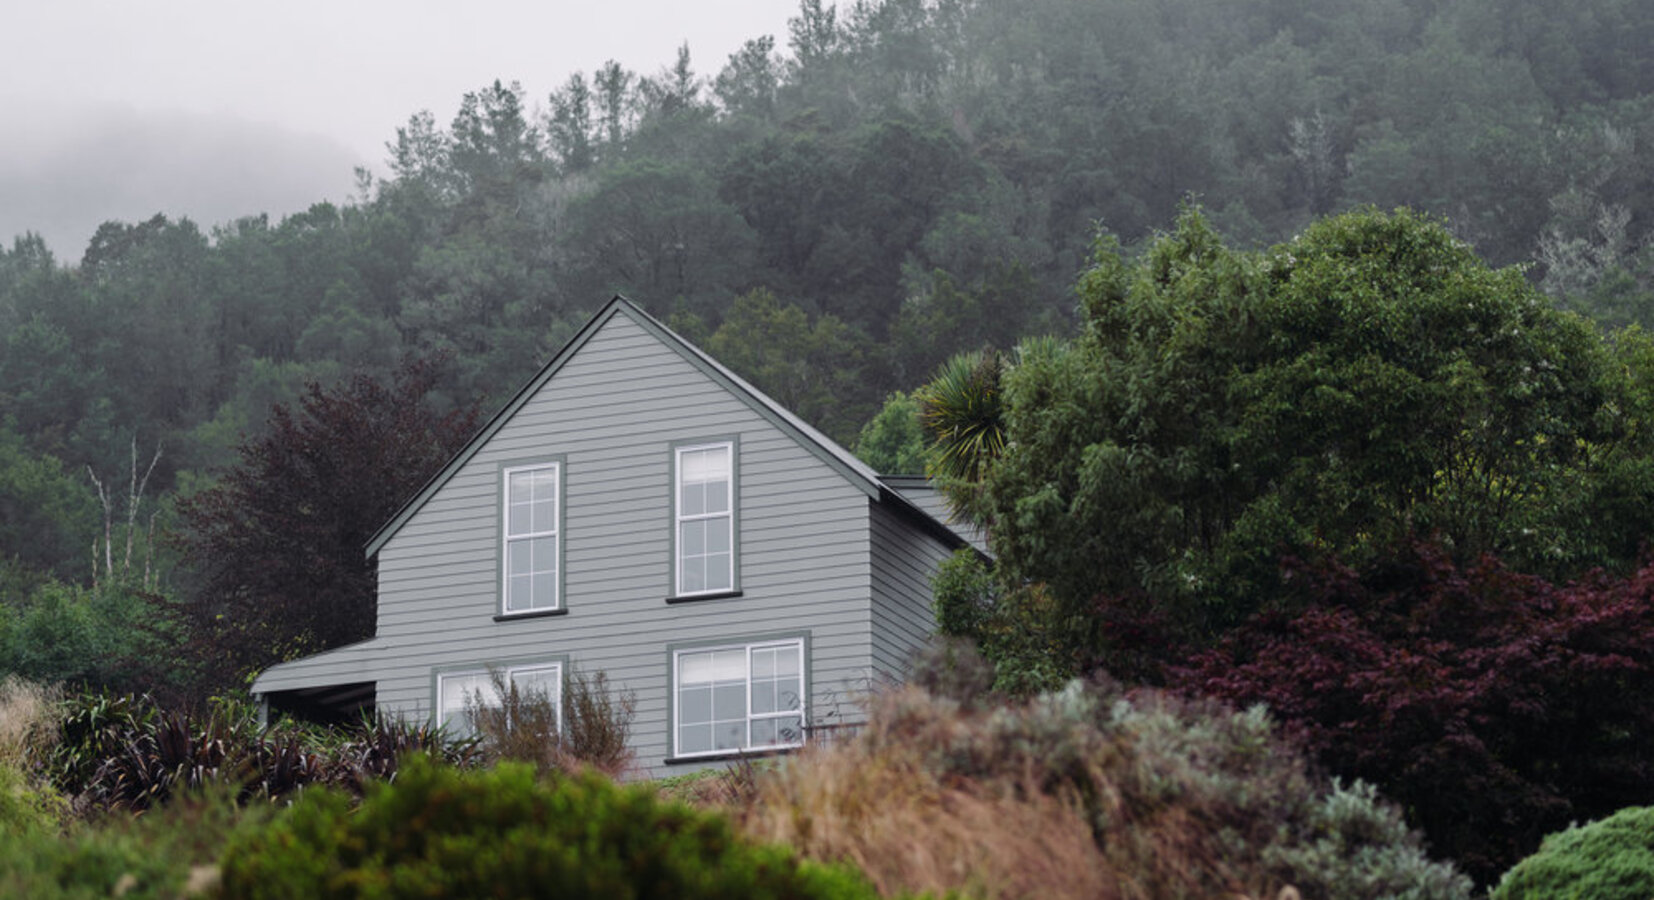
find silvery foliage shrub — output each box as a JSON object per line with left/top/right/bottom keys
{"left": 900, "top": 644, "right": 1471, "bottom": 900}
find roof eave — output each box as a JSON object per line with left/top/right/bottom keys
{"left": 363, "top": 296, "right": 886, "bottom": 559}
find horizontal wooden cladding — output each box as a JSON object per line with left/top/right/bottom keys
{"left": 370, "top": 623, "right": 875, "bottom": 724}
{"left": 351, "top": 311, "right": 886, "bottom": 776}
{"left": 371, "top": 613, "right": 878, "bottom": 779}
{"left": 378, "top": 581, "right": 869, "bottom": 636}
{"left": 371, "top": 617, "right": 866, "bottom": 669}
{"left": 869, "top": 501, "right": 951, "bottom": 678}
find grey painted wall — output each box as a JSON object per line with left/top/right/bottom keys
{"left": 256, "top": 304, "right": 963, "bottom": 777}
{"left": 869, "top": 500, "right": 951, "bottom": 680}
{"left": 263, "top": 309, "right": 873, "bottom": 775}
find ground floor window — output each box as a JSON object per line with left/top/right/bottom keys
{"left": 436, "top": 663, "right": 562, "bottom": 737}
{"left": 673, "top": 638, "right": 804, "bottom": 757}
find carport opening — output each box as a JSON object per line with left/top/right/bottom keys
{"left": 261, "top": 681, "right": 376, "bottom": 728}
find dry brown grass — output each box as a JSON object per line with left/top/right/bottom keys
{"left": 730, "top": 685, "right": 1297, "bottom": 900}
{"left": 0, "top": 675, "right": 60, "bottom": 768}
{"left": 721, "top": 667, "right": 1474, "bottom": 900}
{"left": 738, "top": 736, "right": 1112, "bottom": 899}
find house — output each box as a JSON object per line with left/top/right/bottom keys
{"left": 251, "top": 296, "right": 976, "bottom": 774}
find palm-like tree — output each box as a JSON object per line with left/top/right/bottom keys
{"left": 915, "top": 348, "right": 1006, "bottom": 522}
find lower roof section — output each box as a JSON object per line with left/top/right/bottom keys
{"left": 252, "top": 636, "right": 386, "bottom": 696}
{"left": 879, "top": 475, "right": 990, "bottom": 557}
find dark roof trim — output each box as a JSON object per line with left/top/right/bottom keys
{"left": 878, "top": 484, "right": 972, "bottom": 553}
{"left": 365, "top": 299, "right": 623, "bottom": 557}
{"left": 878, "top": 474, "right": 931, "bottom": 490}
{"left": 877, "top": 475, "right": 992, "bottom": 561}
{"left": 365, "top": 296, "right": 889, "bottom": 558}
{"left": 623, "top": 299, "right": 885, "bottom": 498}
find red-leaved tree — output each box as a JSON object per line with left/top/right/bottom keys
{"left": 175, "top": 357, "right": 480, "bottom": 693}
{"left": 1169, "top": 543, "right": 1654, "bottom": 885}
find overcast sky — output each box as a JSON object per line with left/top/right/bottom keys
{"left": 1, "top": 0, "right": 798, "bottom": 257}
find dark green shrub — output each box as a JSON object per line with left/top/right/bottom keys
{"left": 931, "top": 552, "right": 1070, "bottom": 697}
{"left": 220, "top": 755, "right": 899, "bottom": 900}
{"left": 327, "top": 713, "right": 476, "bottom": 792}
{"left": 1492, "top": 806, "right": 1654, "bottom": 899}
{"left": 931, "top": 549, "right": 995, "bottom": 641}
{"left": 0, "top": 761, "right": 63, "bottom": 835}
{"left": 48, "top": 688, "right": 156, "bottom": 799}
{"left": 0, "top": 785, "right": 272, "bottom": 900}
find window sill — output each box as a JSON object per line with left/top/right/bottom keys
{"left": 493, "top": 608, "right": 569, "bottom": 622}
{"left": 662, "top": 745, "right": 797, "bottom": 766}
{"left": 665, "top": 590, "right": 743, "bottom": 605}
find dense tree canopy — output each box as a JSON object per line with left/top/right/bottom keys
{"left": 915, "top": 207, "right": 1654, "bottom": 886}
{"left": 969, "top": 208, "right": 1654, "bottom": 646}
{"left": 4, "top": 0, "right": 1654, "bottom": 699}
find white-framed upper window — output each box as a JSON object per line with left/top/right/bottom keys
{"left": 503, "top": 463, "right": 560, "bottom": 614}
{"left": 436, "top": 663, "right": 562, "bottom": 738}
{"left": 672, "top": 639, "right": 804, "bottom": 757}
{"left": 674, "top": 442, "right": 734, "bottom": 596}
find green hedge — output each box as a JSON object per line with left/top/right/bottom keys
{"left": 0, "top": 786, "right": 271, "bottom": 900}
{"left": 1493, "top": 806, "right": 1654, "bottom": 899}
{"left": 220, "top": 756, "right": 904, "bottom": 900}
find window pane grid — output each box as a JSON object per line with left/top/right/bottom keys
{"left": 504, "top": 464, "right": 559, "bottom": 612}
{"left": 675, "top": 641, "right": 804, "bottom": 758}
{"left": 675, "top": 445, "right": 732, "bottom": 595}
{"left": 438, "top": 664, "right": 562, "bottom": 738}
{"left": 506, "top": 467, "right": 558, "bottom": 539}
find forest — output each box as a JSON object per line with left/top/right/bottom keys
{"left": 4, "top": 0, "right": 1653, "bottom": 635}
{"left": 5, "top": 0, "right": 1654, "bottom": 893}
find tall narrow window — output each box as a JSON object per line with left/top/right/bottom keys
{"left": 503, "top": 463, "right": 560, "bottom": 613}
{"left": 673, "top": 639, "right": 804, "bottom": 757}
{"left": 675, "top": 443, "right": 733, "bottom": 595}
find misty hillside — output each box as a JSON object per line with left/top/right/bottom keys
{"left": 0, "top": 105, "right": 362, "bottom": 256}
{"left": 6, "top": 3, "right": 1654, "bottom": 889}
{"left": 1, "top": 0, "right": 1652, "bottom": 678}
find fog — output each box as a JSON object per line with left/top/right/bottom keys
{"left": 0, "top": 0, "right": 798, "bottom": 257}
{"left": 0, "top": 104, "right": 362, "bottom": 257}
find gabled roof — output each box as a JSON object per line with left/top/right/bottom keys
{"left": 366, "top": 296, "right": 936, "bottom": 558}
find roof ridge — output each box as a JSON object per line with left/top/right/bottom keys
{"left": 366, "top": 296, "right": 925, "bottom": 559}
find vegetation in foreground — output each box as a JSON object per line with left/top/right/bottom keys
{"left": 925, "top": 207, "right": 1654, "bottom": 885}
{"left": 1492, "top": 806, "right": 1654, "bottom": 900}
{"left": 5, "top": 653, "right": 1644, "bottom": 899}
{"left": 732, "top": 642, "right": 1469, "bottom": 900}
{"left": 1172, "top": 543, "right": 1654, "bottom": 884}
{"left": 0, "top": 655, "right": 1490, "bottom": 900}
{"left": 221, "top": 756, "right": 900, "bottom": 900}
{"left": 460, "top": 664, "right": 638, "bottom": 778}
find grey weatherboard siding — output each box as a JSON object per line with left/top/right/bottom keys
{"left": 252, "top": 298, "right": 968, "bottom": 776}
